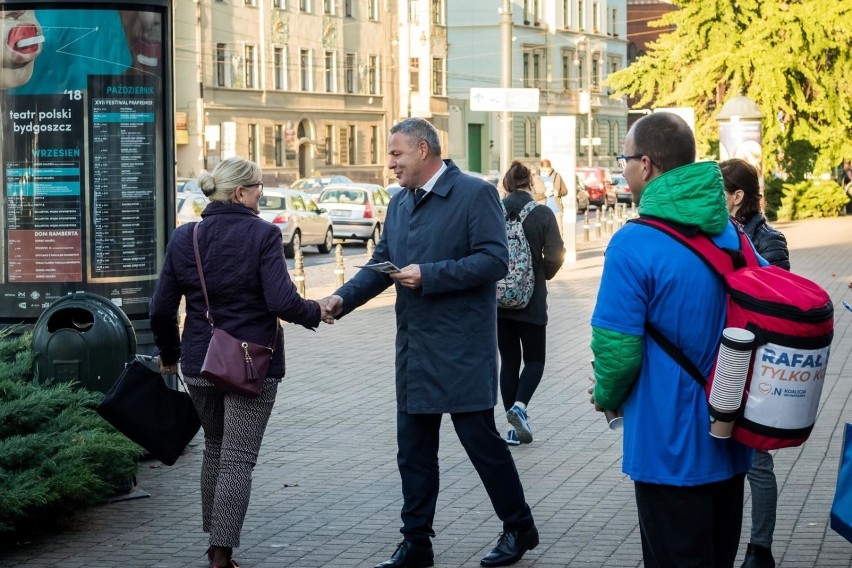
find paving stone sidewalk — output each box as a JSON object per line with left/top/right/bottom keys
{"left": 8, "top": 217, "right": 852, "bottom": 567}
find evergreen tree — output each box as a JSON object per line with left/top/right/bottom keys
{"left": 608, "top": 0, "right": 852, "bottom": 175}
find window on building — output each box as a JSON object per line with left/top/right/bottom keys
{"left": 324, "top": 51, "right": 335, "bottom": 93}
{"left": 611, "top": 8, "right": 618, "bottom": 36}
{"left": 371, "top": 125, "right": 379, "bottom": 164}
{"left": 344, "top": 53, "right": 355, "bottom": 93}
{"left": 522, "top": 47, "right": 545, "bottom": 89}
{"left": 523, "top": 0, "right": 531, "bottom": 24}
{"left": 348, "top": 125, "right": 356, "bottom": 165}
{"left": 325, "top": 125, "right": 334, "bottom": 165}
{"left": 369, "top": 0, "right": 379, "bottom": 20}
{"left": 533, "top": 52, "right": 541, "bottom": 88}
{"left": 578, "top": 0, "right": 585, "bottom": 30}
{"left": 534, "top": 0, "right": 541, "bottom": 24}
{"left": 431, "top": 0, "right": 444, "bottom": 25}
{"left": 344, "top": 0, "right": 353, "bottom": 17}
{"left": 323, "top": 0, "right": 333, "bottom": 14}
{"left": 273, "top": 0, "right": 285, "bottom": 8}
{"left": 216, "top": 43, "right": 228, "bottom": 87}
{"left": 300, "top": 49, "right": 311, "bottom": 91}
{"left": 273, "top": 47, "right": 286, "bottom": 90}
{"left": 563, "top": 0, "right": 571, "bottom": 28}
{"left": 300, "top": 0, "right": 311, "bottom": 13}
{"left": 368, "top": 55, "right": 379, "bottom": 95}
{"left": 274, "top": 125, "right": 284, "bottom": 166}
{"left": 592, "top": 57, "right": 600, "bottom": 90}
{"left": 431, "top": 57, "right": 444, "bottom": 96}
{"left": 410, "top": 57, "right": 420, "bottom": 92}
{"left": 408, "top": 0, "right": 417, "bottom": 22}
{"left": 248, "top": 123, "right": 258, "bottom": 162}
{"left": 577, "top": 53, "right": 586, "bottom": 89}
{"left": 593, "top": 1, "right": 600, "bottom": 32}
{"left": 244, "top": 44, "right": 256, "bottom": 88}
{"left": 245, "top": 0, "right": 256, "bottom": 6}
{"left": 561, "top": 49, "right": 572, "bottom": 90}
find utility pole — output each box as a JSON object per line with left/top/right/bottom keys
{"left": 499, "top": 0, "right": 512, "bottom": 176}
{"left": 577, "top": 37, "right": 594, "bottom": 167}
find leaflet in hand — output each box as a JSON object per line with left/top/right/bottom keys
{"left": 355, "top": 261, "right": 401, "bottom": 274}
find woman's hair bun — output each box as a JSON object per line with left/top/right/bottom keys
{"left": 197, "top": 172, "right": 216, "bottom": 196}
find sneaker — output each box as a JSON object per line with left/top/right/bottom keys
{"left": 506, "top": 429, "right": 520, "bottom": 446}
{"left": 507, "top": 405, "right": 533, "bottom": 443}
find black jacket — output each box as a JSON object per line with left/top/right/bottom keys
{"left": 150, "top": 201, "right": 321, "bottom": 377}
{"left": 498, "top": 191, "right": 565, "bottom": 326}
{"left": 742, "top": 213, "right": 791, "bottom": 270}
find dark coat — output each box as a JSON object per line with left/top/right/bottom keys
{"left": 335, "top": 161, "right": 509, "bottom": 413}
{"left": 149, "top": 201, "right": 321, "bottom": 377}
{"left": 498, "top": 191, "right": 565, "bottom": 326}
{"left": 742, "top": 213, "right": 790, "bottom": 270}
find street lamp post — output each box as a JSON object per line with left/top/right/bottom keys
{"left": 575, "top": 36, "right": 594, "bottom": 167}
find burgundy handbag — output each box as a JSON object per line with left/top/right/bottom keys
{"left": 193, "top": 223, "right": 277, "bottom": 398}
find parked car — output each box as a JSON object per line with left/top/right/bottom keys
{"left": 576, "top": 166, "right": 617, "bottom": 208}
{"left": 385, "top": 182, "right": 405, "bottom": 198}
{"left": 317, "top": 183, "right": 390, "bottom": 244}
{"left": 257, "top": 189, "right": 334, "bottom": 257}
{"left": 611, "top": 173, "right": 633, "bottom": 205}
{"left": 176, "top": 192, "right": 208, "bottom": 226}
{"left": 575, "top": 175, "right": 590, "bottom": 212}
{"left": 176, "top": 177, "right": 200, "bottom": 193}
{"left": 290, "top": 175, "right": 354, "bottom": 202}
{"left": 463, "top": 171, "right": 499, "bottom": 188}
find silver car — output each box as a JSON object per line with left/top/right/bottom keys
{"left": 317, "top": 183, "right": 391, "bottom": 244}
{"left": 258, "top": 189, "right": 334, "bottom": 257}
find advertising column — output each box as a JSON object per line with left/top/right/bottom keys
{"left": 0, "top": 2, "right": 172, "bottom": 328}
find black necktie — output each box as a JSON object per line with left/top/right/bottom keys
{"left": 413, "top": 188, "right": 427, "bottom": 205}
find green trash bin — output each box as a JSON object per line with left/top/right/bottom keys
{"left": 32, "top": 292, "right": 137, "bottom": 393}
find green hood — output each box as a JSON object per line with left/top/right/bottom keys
{"left": 637, "top": 161, "right": 729, "bottom": 235}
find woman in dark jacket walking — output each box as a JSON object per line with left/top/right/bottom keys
{"left": 150, "top": 157, "right": 329, "bottom": 568}
{"left": 721, "top": 158, "right": 790, "bottom": 568}
{"left": 498, "top": 161, "right": 565, "bottom": 445}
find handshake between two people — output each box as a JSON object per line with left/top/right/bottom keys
{"left": 313, "top": 264, "right": 423, "bottom": 326}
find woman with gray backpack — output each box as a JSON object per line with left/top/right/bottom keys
{"left": 498, "top": 161, "right": 565, "bottom": 445}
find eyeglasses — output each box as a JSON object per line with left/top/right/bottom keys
{"left": 243, "top": 182, "right": 264, "bottom": 193}
{"left": 616, "top": 154, "right": 643, "bottom": 169}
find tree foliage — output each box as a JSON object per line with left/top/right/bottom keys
{"left": 608, "top": 0, "right": 852, "bottom": 175}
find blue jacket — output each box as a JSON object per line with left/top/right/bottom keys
{"left": 335, "top": 161, "right": 509, "bottom": 413}
{"left": 150, "top": 201, "right": 321, "bottom": 378}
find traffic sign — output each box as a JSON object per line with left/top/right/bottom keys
{"left": 470, "top": 88, "right": 540, "bottom": 112}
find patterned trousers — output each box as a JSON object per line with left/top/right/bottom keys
{"left": 186, "top": 379, "right": 278, "bottom": 547}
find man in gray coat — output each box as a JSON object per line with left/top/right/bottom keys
{"left": 324, "top": 118, "right": 538, "bottom": 568}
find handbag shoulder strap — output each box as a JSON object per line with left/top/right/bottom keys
{"left": 192, "top": 223, "right": 215, "bottom": 326}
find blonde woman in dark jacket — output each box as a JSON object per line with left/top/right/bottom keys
{"left": 150, "top": 157, "right": 330, "bottom": 568}
{"left": 498, "top": 161, "right": 565, "bottom": 445}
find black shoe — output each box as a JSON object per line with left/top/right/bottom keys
{"left": 741, "top": 543, "right": 775, "bottom": 568}
{"left": 374, "top": 540, "right": 434, "bottom": 568}
{"left": 480, "top": 525, "right": 539, "bottom": 567}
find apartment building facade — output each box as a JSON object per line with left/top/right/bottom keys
{"left": 447, "top": 0, "right": 629, "bottom": 174}
{"left": 174, "top": 0, "right": 447, "bottom": 187}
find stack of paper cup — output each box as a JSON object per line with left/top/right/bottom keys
{"left": 708, "top": 327, "right": 755, "bottom": 439}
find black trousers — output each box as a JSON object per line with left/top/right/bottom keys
{"left": 634, "top": 474, "right": 746, "bottom": 568}
{"left": 397, "top": 409, "right": 533, "bottom": 541}
{"left": 497, "top": 319, "right": 547, "bottom": 412}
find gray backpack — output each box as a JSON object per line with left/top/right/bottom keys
{"left": 496, "top": 201, "right": 537, "bottom": 309}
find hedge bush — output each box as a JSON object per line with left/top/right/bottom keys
{"left": 772, "top": 179, "right": 850, "bottom": 221}
{"left": 0, "top": 329, "right": 142, "bottom": 543}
